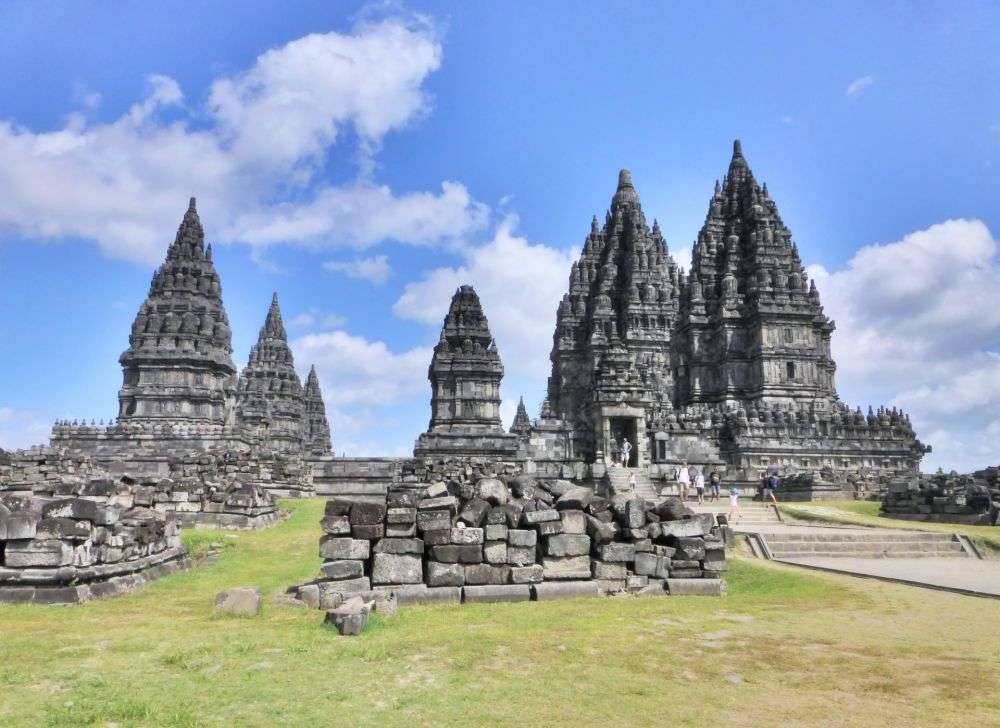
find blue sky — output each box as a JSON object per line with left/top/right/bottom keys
{"left": 1, "top": 1, "right": 998, "bottom": 471}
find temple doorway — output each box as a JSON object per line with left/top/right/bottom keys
{"left": 609, "top": 417, "right": 638, "bottom": 467}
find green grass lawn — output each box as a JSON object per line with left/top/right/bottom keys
{"left": 1, "top": 499, "right": 998, "bottom": 727}
{"left": 778, "top": 500, "right": 1000, "bottom": 553}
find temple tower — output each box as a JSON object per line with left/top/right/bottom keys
{"left": 414, "top": 285, "right": 518, "bottom": 457}
{"left": 677, "top": 140, "right": 838, "bottom": 412}
{"left": 303, "top": 365, "right": 333, "bottom": 454}
{"left": 509, "top": 396, "right": 532, "bottom": 437}
{"left": 544, "top": 170, "right": 681, "bottom": 464}
{"left": 117, "top": 198, "right": 237, "bottom": 425}
{"left": 234, "top": 293, "right": 306, "bottom": 452}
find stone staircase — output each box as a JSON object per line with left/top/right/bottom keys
{"left": 602, "top": 466, "right": 659, "bottom": 501}
{"left": 763, "top": 531, "right": 969, "bottom": 559}
{"left": 691, "top": 502, "right": 782, "bottom": 529}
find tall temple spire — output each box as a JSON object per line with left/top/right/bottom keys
{"left": 117, "top": 198, "right": 236, "bottom": 425}
{"left": 235, "top": 293, "right": 305, "bottom": 451}
{"left": 510, "top": 395, "right": 531, "bottom": 436}
{"left": 303, "top": 364, "right": 332, "bottom": 454}
{"left": 415, "top": 285, "right": 518, "bottom": 457}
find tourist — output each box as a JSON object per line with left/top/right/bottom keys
{"left": 709, "top": 469, "right": 722, "bottom": 502}
{"left": 620, "top": 437, "right": 632, "bottom": 469}
{"left": 694, "top": 468, "right": 706, "bottom": 504}
{"left": 628, "top": 471, "right": 637, "bottom": 493}
{"left": 675, "top": 461, "right": 690, "bottom": 500}
{"left": 762, "top": 470, "right": 780, "bottom": 505}
{"left": 727, "top": 486, "right": 742, "bottom": 523}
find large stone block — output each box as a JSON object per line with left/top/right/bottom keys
{"left": 418, "top": 495, "right": 460, "bottom": 513}
{"left": 537, "top": 521, "right": 564, "bottom": 537}
{"left": 507, "top": 545, "right": 537, "bottom": 566}
{"left": 485, "top": 524, "right": 508, "bottom": 541}
{"left": 484, "top": 541, "right": 508, "bottom": 564}
{"left": 319, "top": 537, "right": 370, "bottom": 561}
{"left": 595, "top": 543, "right": 635, "bottom": 562}
{"left": 422, "top": 528, "right": 451, "bottom": 545}
{"left": 350, "top": 501, "right": 387, "bottom": 525}
{"left": 427, "top": 561, "right": 465, "bottom": 587}
{"left": 385, "top": 523, "right": 417, "bottom": 538}
{"left": 463, "top": 584, "right": 530, "bottom": 604}
{"left": 521, "top": 509, "right": 560, "bottom": 526}
{"left": 459, "top": 499, "right": 490, "bottom": 527}
{"left": 0, "top": 512, "right": 40, "bottom": 540}
{"left": 372, "top": 553, "right": 423, "bottom": 585}
{"left": 592, "top": 561, "right": 627, "bottom": 580}
{"left": 4, "top": 539, "right": 74, "bottom": 568}
{"left": 559, "top": 510, "right": 587, "bottom": 534}
{"left": 320, "top": 515, "right": 352, "bottom": 536}
{"left": 544, "top": 534, "right": 591, "bottom": 557}
{"left": 659, "top": 520, "right": 707, "bottom": 538}
{"left": 374, "top": 538, "right": 424, "bottom": 555}
{"left": 507, "top": 529, "right": 537, "bottom": 547}
{"left": 318, "top": 577, "right": 371, "bottom": 603}
{"left": 417, "top": 509, "right": 452, "bottom": 533}
{"left": 396, "top": 585, "right": 461, "bottom": 605}
{"left": 431, "top": 544, "right": 483, "bottom": 563}
{"left": 556, "top": 487, "right": 593, "bottom": 511}
{"left": 532, "top": 581, "right": 599, "bottom": 601}
{"left": 352, "top": 524, "right": 384, "bottom": 540}
{"left": 625, "top": 499, "right": 646, "bottom": 529}
{"left": 451, "top": 527, "right": 484, "bottom": 545}
{"left": 476, "top": 478, "right": 510, "bottom": 506}
{"left": 633, "top": 552, "right": 660, "bottom": 576}
{"left": 542, "top": 555, "right": 592, "bottom": 580}
{"left": 585, "top": 515, "right": 617, "bottom": 543}
{"left": 674, "top": 537, "right": 706, "bottom": 561}
{"left": 510, "top": 564, "right": 544, "bottom": 583}
{"left": 324, "top": 499, "right": 354, "bottom": 517}
{"left": 464, "top": 564, "right": 511, "bottom": 585}
{"left": 42, "top": 498, "right": 100, "bottom": 522}
{"left": 386, "top": 507, "right": 417, "bottom": 524}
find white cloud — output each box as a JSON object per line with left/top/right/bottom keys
{"left": 289, "top": 309, "right": 348, "bottom": 329}
{"left": 0, "top": 17, "right": 487, "bottom": 264}
{"left": 324, "top": 254, "right": 391, "bottom": 284}
{"left": 846, "top": 75, "right": 875, "bottom": 97}
{"left": 289, "top": 312, "right": 315, "bottom": 328}
{"left": 291, "top": 330, "right": 430, "bottom": 408}
{"left": 0, "top": 407, "right": 51, "bottom": 451}
{"left": 394, "top": 215, "right": 578, "bottom": 381}
{"left": 809, "top": 218, "right": 1000, "bottom": 472}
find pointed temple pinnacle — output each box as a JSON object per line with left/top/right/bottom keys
{"left": 188, "top": 197, "right": 197, "bottom": 212}
{"left": 733, "top": 139, "right": 743, "bottom": 157}
{"left": 618, "top": 169, "right": 633, "bottom": 189}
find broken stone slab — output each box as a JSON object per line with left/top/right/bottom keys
{"left": 532, "top": 580, "right": 600, "bottom": 601}
{"left": 318, "top": 577, "right": 371, "bottom": 607}
{"left": 4, "top": 539, "right": 74, "bottom": 568}
{"left": 592, "top": 561, "right": 627, "bottom": 580}
{"left": 463, "top": 584, "right": 531, "bottom": 604}
{"left": 483, "top": 541, "right": 507, "bottom": 564}
{"left": 476, "top": 478, "right": 510, "bottom": 506}
{"left": 297, "top": 584, "right": 320, "bottom": 609}
{"left": 450, "top": 527, "right": 484, "bottom": 545}
{"left": 559, "top": 509, "right": 587, "bottom": 534}
{"left": 416, "top": 510, "right": 452, "bottom": 532}
{"left": 464, "top": 564, "right": 511, "bottom": 585}
{"left": 350, "top": 501, "right": 387, "bottom": 525}
{"left": 324, "top": 596, "right": 372, "bottom": 635}
{"left": 319, "top": 537, "right": 370, "bottom": 561}
{"left": 666, "top": 578, "right": 727, "bottom": 596}
{"left": 418, "top": 495, "right": 460, "bottom": 513}
{"left": 431, "top": 544, "right": 483, "bottom": 563}
{"left": 537, "top": 520, "right": 564, "bottom": 537}
{"left": 214, "top": 587, "right": 261, "bottom": 616}
{"left": 320, "top": 515, "right": 352, "bottom": 535}
{"left": 374, "top": 537, "right": 424, "bottom": 555}
{"left": 594, "top": 543, "right": 635, "bottom": 562}
{"left": 0, "top": 512, "right": 40, "bottom": 540}
{"left": 458, "top": 499, "right": 490, "bottom": 527}
{"left": 319, "top": 559, "right": 365, "bottom": 580}
{"left": 556, "top": 487, "right": 593, "bottom": 511}
{"left": 506, "top": 545, "right": 537, "bottom": 566}
{"left": 371, "top": 553, "right": 423, "bottom": 585}
{"left": 394, "top": 585, "right": 461, "bottom": 605}
{"left": 386, "top": 507, "right": 417, "bottom": 524}
{"left": 521, "top": 509, "right": 559, "bottom": 525}
{"left": 585, "top": 515, "right": 617, "bottom": 543}
{"left": 484, "top": 524, "right": 508, "bottom": 541}
{"left": 658, "top": 520, "right": 707, "bottom": 538}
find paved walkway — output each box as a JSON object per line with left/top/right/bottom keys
{"left": 779, "top": 556, "right": 1000, "bottom": 598}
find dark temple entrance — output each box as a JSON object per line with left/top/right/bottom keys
{"left": 609, "top": 417, "right": 638, "bottom": 467}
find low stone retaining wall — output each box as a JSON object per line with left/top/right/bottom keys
{"left": 291, "top": 460, "right": 727, "bottom": 607}
{"left": 882, "top": 472, "right": 1000, "bottom": 526}
{"left": 0, "top": 490, "right": 188, "bottom": 604}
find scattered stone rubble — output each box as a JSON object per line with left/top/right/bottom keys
{"left": 291, "top": 459, "right": 728, "bottom": 626}
{"left": 881, "top": 469, "right": 1000, "bottom": 526}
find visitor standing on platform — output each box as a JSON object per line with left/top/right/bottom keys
{"left": 620, "top": 438, "right": 632, "bottom": 469}
{"left": 709, "top": 469, "right": 722, "bottom": 502}
{"left": 762, "top": 471, "right": 780, "bottom": 505}
{"left": 694, "top": 468, "right": 706, "bottom": 504}
{"left": 727, "top": 487, "right": 742, "bottom": 523}
{"left": 675, "top": 461, "right": 690, "bottom": 501}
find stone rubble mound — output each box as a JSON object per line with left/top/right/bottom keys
{"left": 882, "top": 469, "right": 1000, "bottom": 526}
{"left": 292, "top": 459, "right": 728, "bottom": 615}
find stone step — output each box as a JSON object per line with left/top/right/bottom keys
{"left": 766, "top": 532, "right": 957, "bottom": 544}
{"left": 773, "top": 549, "right": 967, "bottom": 559}
{"left": 769, "top": 541, "right": 965, "bottom": 554}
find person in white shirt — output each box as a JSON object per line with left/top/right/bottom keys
{"left": 694, "top": 469, "right": 706, "bottom": 504}
{"left": 620, "top": 438, "right": 632, "bottom": 469}
{"left": 727, "top": 487, "right": 742, "bottom": 523}
{"left": 675, "top": 461, "right": 691, "bottom": 501}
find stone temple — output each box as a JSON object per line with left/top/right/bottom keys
{"left": 414, "top": 142, "right": 928, "bottom": 499}
{"left": 45, "top": 199, "right": 333, "bottom": 487}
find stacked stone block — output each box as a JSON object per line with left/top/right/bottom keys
{"left": 881, "top": 471, "right": 1000, "bottom": 526}
{"left": 293, "top": 462, "right": 727, "bottom": 608}
{"left": 0, "top": 485, "right": 188, "bottom": 603}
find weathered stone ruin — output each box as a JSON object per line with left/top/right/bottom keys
{"left": 0, "top": 446, "right": 279, "bottom": 531}
{"left": 40, "top": 199, "right": 332, "bottom": 499}
{"left": 881, "top": 469, "right": 1000, "bottom": 526}
{"left": 414, "top": 285, "right": 520, "bottom": 459}
{"left": 291, "top": 458, "right": 728, "bottom": 611}
{"left": 516, "top": 141, "right": 929, "bottom": 497}
{"left": 0, "top": 452, "right": 188, "bottom": 603}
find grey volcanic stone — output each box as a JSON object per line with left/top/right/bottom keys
{"left": 463, "top": 584, "right": 530, "bottom": 604}
{"left": 319, "top": 537, "right": 370, "bottom": 561}
{"left": 522, "top": 509, "right": 559, "bottom": 525}
{"left": 319, "top": 560, "right": 364, "bottom": 580}
{"left": 532, "top": 581, "right": 599, "bottom": 601}
{"left": 372, "top": 553, "right": 423, "bottom": 585}
{"left": 450, "top": 527, "right": 484, "bottom": 545}
{"left": 542, "top": 555, "right": 591, "bottom": 580}
{"left": 374, "top": 538, "right": 424, "bottom": 555}
{"left": 556, "top": 487, "right": 593, "bottom": 511}
{"left": 507, "top": 529, "right": 537, "bottom": 547}
{"left": 544, "top": 534, "right": 591, "bottom": 557}
{"left": 427, "top": 561, "right": 465, "bottom": 587}
{"left": 464, "top": 564, "right": 511, "bottom": 585}
{"left": 666, "top": 578, "right": 727, "bottom": 596}
{"left": 595, "top": 543, "right": 635, "bottom": 562}
{"left": 476, "top": 478, "right": 510, "bottom": 506}
{"left": 431, "top": 544, "right": 482, "bottom": 563}
{"left": 510, "top": 565, "right": 544, "bottom": 583}
{"left": 659, "top": 520, "right": 706, "bottom": 538}
{"left": 214, "top": 587, "right": 261, "bottom": 616}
